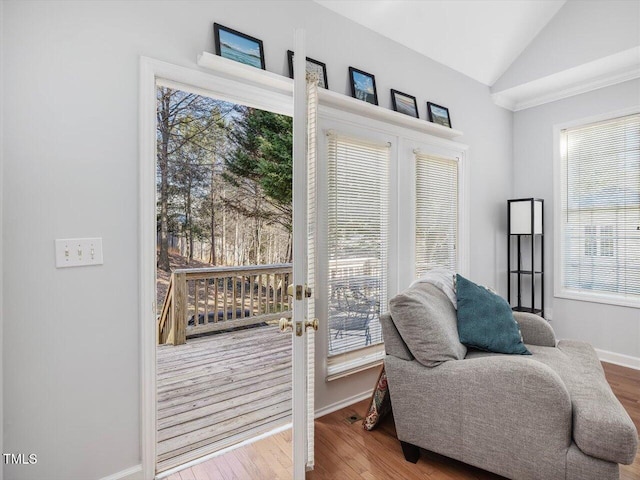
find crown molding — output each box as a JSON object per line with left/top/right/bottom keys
{"left": 491, "top": 47, "right": 640, "bottom": 112}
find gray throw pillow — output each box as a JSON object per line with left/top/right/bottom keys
{"left": 389, "top": 283, "right": 467, "bottom": 367}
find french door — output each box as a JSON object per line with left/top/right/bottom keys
{"left": 140, "top": 31, "right": 315, "bottom": 478}
{"left": 289, "top": 29, "right": 315, "bottom": 479}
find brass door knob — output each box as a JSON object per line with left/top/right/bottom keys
{"left": 305, "top": 318, "right": 318, "bottom": 331}
{"left": 279, "top": 317, "right": 293, "bottom": 332}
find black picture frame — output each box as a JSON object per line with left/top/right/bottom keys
{"left": 287, "top": 51, "right": 329, "bottom": 89}
{"left": 349, "top": 67, "right": 378, "bottom": 105}
{"left": 427, "top": 102, "right": 452, "bottom": 128}
{"left": 214, "top": 23, "right": 265, "bottom": 70}
{"left": 391, "top": 89, "right": 419, "bottom": 118}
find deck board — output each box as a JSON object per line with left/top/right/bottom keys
{"left": 157, "top": 324, "right": 292, "bottom": 473}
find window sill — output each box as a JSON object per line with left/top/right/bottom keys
{"left": 326, "top": 347, "right": 385, "bottom": 381}
{"left": 555, "top": 289, "right": 640, "bottom": 309}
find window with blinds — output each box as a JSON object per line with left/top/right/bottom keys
{"left": 559, "top": 113, "right": 640, "bottom": 301}
{"left": 327, "top": 133, "right": 389, "bottom": 357}
{"left": 415, "top": 153, "right": 458, "bottom": 278}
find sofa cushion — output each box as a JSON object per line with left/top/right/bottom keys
{"left": 389, "top": 283, "right": 466, "bottom": 367}
{"left": 456, "top": 274, "right": 530, "bottom": 355}
{"left": 410, "top": 268, "right": 457, "bottom": 308}
{"left": 379, "top": 313, "right": 414, "bottom": 361}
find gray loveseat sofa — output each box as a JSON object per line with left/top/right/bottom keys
{"left": 380, "top": 283, "right": 638, "bottom": 480}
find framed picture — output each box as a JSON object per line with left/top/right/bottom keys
{"left": 427, "top": 102, "right": 452, "bottom": 128}
{"left": 349, "top": 67, "right": 378, "bottom": 105}
{"left": 391, "top": 89, "right": 419, "bottom": 118}
{"left": 214, "top": 23, "right": 265, "bottom": 70}
{"left": 287, "top": 51, "right": 329, "bottom": 89}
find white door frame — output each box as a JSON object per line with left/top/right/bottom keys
{"left": 291, "top": 29, "right": 309, "bottom": 479}
{"left": 138, "top": 56, "right": 295, "bottom": 479}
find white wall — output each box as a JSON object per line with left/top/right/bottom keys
{"left": 512, "top": 78, "right": 640, "bottom": 358}
{"left": 2, "top": 1, "right": 513, "bottom": 478}
{"left": 493, "top": 0, "right": 640, "bottom": 92}
{"left": 0, "top": 1, "right": 4, "bottom": 478}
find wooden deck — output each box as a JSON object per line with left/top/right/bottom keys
{"left": 156, "top": 323, "right": 292, "bottom": 473}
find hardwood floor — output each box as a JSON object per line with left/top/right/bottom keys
{"left": 604, "top": 362, "right": 640, "bottom": 480}
{"left": 168, "top": 362, "right": 640, "bottom": 479}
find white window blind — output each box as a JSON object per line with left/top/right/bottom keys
{"left": 327, "top": 133, "right": 389, "bottom": 357}
{"left": 560, "top": 113, "right": 640, "bottom": 301}
{"left": 305, "top": 75, "right": 318, "bottom": 467}
{"left": 415, "top": 153, "right": 458, "bottom": 278}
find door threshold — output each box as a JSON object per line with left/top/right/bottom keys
{"left": 155, "top": 418, "right": 292, "bottom": 478}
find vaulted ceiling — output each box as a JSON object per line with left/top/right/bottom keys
{"left": 314, "top": 0, "right": 566, "bottom": 86}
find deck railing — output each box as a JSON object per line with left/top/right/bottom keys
{"left": 158, "top": 264, "right": 293, "bottom": 345}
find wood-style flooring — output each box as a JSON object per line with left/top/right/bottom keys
{"left": 167, "top": 361, "right": 639, "bottom": 480}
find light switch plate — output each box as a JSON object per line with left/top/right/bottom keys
{"left": 55, "top": 238, "right": 104, "bottom": 268}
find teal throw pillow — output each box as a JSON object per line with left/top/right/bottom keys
{"left": 456, "top": 274, "right": 530, "bottom": 355}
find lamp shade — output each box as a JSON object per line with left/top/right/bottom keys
{"left": 509, "top": 198, "right": 543, "bottom": 235}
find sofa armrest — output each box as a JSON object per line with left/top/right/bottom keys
{"left": 514, "top": 311, "right": 556, "bottom": 347}
{"left": 385, "top": 355, "right": 572, "bottom": 479}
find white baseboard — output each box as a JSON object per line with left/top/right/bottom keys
{"left": 596, "top": 348, "right": 640, "bottom": 370}
{"left": 314, "top": 389, "right": 373, "bottom": 419}
{"left": 99, "top": 465, "right": 143, "bottom": 480}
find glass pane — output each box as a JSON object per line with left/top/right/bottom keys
{"left": 327, "top": 134, "right": 389, "bottom": 357}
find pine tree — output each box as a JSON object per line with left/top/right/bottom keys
{"left": 223, "top": 107, "right": 293, "bottom": 236}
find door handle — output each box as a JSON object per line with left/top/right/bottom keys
{"left": 305, "top": 318, "right": 318, "bottom": 331}
{"left": 279, "top": 317, "right": 293, "bottom": 333}
{"left": 280, "top": 317, "right": 310, "bottom": 336}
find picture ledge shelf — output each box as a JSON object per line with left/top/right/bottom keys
{"left": 197, "top": 51, "right": 463, "bottom": 140}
